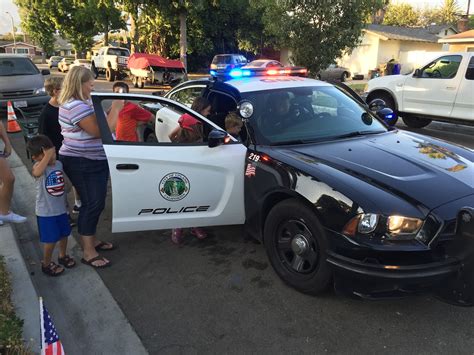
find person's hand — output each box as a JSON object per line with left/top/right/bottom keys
{"left": 3, "top": 144, "right": 11, "bottom": 157}
{"left": 111, "top": 99, "right": 125, "bottom": 112}
{"left": 42, "top": 147, "right": 55, "bottom": 157}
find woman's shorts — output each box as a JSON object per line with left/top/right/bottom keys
{"left": 37, "top": 213, "right": 71, "bottom": 243}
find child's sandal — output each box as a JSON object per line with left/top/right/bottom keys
{"left": 58, "top": 255, "right": 76, "bottom": 268}
{"left": 42, "top": 262, "right": 65, "bottom": 277}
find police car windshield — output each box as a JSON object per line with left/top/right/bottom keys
{"left": 242, "top": 86, "right": 387, "bottom": 145}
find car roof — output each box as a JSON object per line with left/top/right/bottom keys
{"left": 0, "top": 54, "right": 30, "bottom": 59}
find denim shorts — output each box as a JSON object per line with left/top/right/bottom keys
{"left": 37, "top": 213, "right": 71, "bottom": 243}
{"left": 60, "top": 155, "right": 109, "bottom": 236}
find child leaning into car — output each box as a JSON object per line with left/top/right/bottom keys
{"left": 27, "top": 135, "right": 76, "bottom": 277}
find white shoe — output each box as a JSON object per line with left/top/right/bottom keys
{"left": 0, "top": 212, "right": 27, "bottom": 224}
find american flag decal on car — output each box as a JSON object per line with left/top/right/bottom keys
{"left": 45, "top": 170, "right": 65, "bottom": 197}
{"left": 245, "top": 163, "right": 256, "bottom": 177}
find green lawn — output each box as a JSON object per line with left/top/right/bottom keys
{"left": 347, "top": 83, "right": 366, "bottom": 95}
{"left": 0, "top": 256, "right": 31, "bottom": 354}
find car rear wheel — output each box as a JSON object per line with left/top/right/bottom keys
{"left": 132, "top": 76, "right": 139, "bottom": 88}
{"left": 137, "top": 76, "right": 144, "bottom": 89}
{"left": 402, "top": 115, "right": 432, "bottom": 129}
{"left": 264, "top": 199, "right": 332, "bottom": 295}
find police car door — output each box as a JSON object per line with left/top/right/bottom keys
{"left": 92, "top": 93, "right": 246, "bottom": 233}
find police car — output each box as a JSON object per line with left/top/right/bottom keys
{"left": 92, "top": 67, "right": 474, "bottom": 304}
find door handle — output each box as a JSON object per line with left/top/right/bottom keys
{"left": 157, "top": 118, "right": 164, "bottom": 123}
{"left": 116, "top": 164, "right": 139, "bottom": 170}
{"left": 446, "top": 86, "right": 457, "bottom": 90}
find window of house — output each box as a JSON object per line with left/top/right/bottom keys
{"left": 14, "top": 48, "right": 29, "bottom": 54}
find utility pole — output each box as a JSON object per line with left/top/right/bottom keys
{"left": 5, "top": 12, "right": 16, "bottom": 54}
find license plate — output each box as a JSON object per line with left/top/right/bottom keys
{"left": 13, "top": 100, "right": 27, "bottom": 108}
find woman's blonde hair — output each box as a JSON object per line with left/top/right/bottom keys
{"left": 44, "top": 77, "right": 63, "bottom": 96}
{"left": 58, "top": 66, "right": 94, "bottom": 105}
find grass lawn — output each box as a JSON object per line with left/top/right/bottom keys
{"left": 347, "top": 82, "right": 366, "bottom": 95}
{"left": 0, "top": 256, "right": 31, "bottom": 354}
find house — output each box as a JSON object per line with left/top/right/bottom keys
{"left": 54, "top": 36, "right": 75, "bottom": 57}
{"left": 438, "top": 30, "right": 474, "bottom": 52}
{"left": 337, "top": 24, "right": 457, "bottom": 78}
{"left": 0, "top": 41, "right": 40, "bottom": 57}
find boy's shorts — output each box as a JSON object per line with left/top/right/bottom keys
{"left": 37, "top": 213, "right": 71, "bottom": 244}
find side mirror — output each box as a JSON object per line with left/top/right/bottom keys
{"left": 376, "top": 107, "right": 398, "bottom": 126}
{"left": 208, "top": 129, "right": 229, "bottom": 148}
{"left": 41, "top": 69, "right": 50, "bottom": 76}
{"left": 413, "top": 68, "right": 421, "bottom": 78}
{"left": 368, "top": 98, "right": 386, "bottom": 112}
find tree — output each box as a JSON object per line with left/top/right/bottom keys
{"left": 15, "top": 0, "right": 56, "bottom": 58}
{"left": 383, "top": 3, "right": 420, "bottom": 26}
{"left": 469, "top": 15, "right": 474, "bottom": 29}
{"left": 437, "top": 0, "right": 462, "bottom": 25}
{"left": 260, "top": 0, "right": 385, "bottom": 75}
{"left": 119, "top": 0, "right": 143, "bottom": 53}
{"left": 94, "top": 0, "right": 126, "bottom": 46}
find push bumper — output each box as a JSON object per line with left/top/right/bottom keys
{"left": 327, "top": 251, "right": 462, "bottom": 298}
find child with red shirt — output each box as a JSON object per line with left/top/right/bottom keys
{"left": 113, "top": 82, "right": 153, "bottom": 142}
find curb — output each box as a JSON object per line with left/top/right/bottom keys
{"left": 0, "top": 223, "right": 40, "bottom": 353}
{"left": 4, "top": 148, "right": 148, "bottom": 354}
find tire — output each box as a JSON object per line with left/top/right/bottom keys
{"left": 263, "top": 199, "right": 332, "bottom": 295}
{"left": 341, "top": 72, "right": 350, "bottom": 82}
{"left": 91, "top": 63, "right": 98, "bottom": 79}
{"left": 132, "top": 76, "right": 138, "bottom": 88}
{"left": 145, "top": 132, "right": 158, "bottom": 143}
{"left": 106, "top": 68, "right": 116, "bottom": 82}
{"left": 402, "top": 115, "right": 432, "bottom": 129}
{"left": 137, "top": 76, "right": 144, "bottom": 89}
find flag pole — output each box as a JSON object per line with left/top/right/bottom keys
{"left": 39, "top": 297, "right": 45, "bottom": 355}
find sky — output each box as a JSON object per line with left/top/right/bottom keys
{"left": 0, "top": 0, "right": 473, "bottom": 35}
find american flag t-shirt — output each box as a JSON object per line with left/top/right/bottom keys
{"left": 45, "top": 170, "right": 65, "bottom": 197}
{"left": 40, "top": 298, "right": 65, "bottom": 355}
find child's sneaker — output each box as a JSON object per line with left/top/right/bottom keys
{"left": 191, "top": 227, "right": 208, "bottom": 240}
{"left": 0, "top": 212, "right": 27, "bottom": 224}
{"left": 171, "top": 228, "right": 183, "bottom": 245}
{"left": 72, "top": 205, "right": 81, "bottom": 214}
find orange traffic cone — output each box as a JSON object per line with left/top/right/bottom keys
{"left": 6, "top": 101, "right": 21, "bottom": 133}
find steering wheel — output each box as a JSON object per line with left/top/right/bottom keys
{"left": 291, "top": 102, "right": 314, "bottom": 121}
{"left": 431, "top": 69, "right": 442, "bottom": 78}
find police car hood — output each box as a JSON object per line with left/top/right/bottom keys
{"left": 279, "top": 130, "right": 474, "bottom": 211}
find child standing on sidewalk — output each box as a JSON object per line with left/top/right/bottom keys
{"left": 27, "top": 135, "right": 76, "bottom": 276}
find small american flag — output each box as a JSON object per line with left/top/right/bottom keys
{"left": 40, "top": 298, "right": 65, "bottom": 355}
{"left": 245, "top": 163, "right": 256, "bottom": 177}
{"left": 45, "top": 170, "right": 65, "bottom": 197}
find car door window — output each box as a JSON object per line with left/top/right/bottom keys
{"left": 168, "top": 87, "right": 204, "bottom": 107}
{"left": 421, "top": 55, "right": 462, "bottom": 79}
{"left": 465, "top": 57, "right": 474, "bottom": 80}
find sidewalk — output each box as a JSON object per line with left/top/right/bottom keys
{"left": 1, "top": 148, "right": 148, "bottom": 354}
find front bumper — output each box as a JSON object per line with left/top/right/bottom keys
{"left": 0, "top": 95, "right": 49, "bottom": 115}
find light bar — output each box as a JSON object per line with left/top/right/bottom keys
{"left": 210, "top": 66, "right": 308, "bottom": 79}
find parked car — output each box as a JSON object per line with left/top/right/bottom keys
{"left": 317, "top": 64, "right": 351, "bottom": 82}
{"left": 364, "top": 52, "right": 474, "bottom": 128}
{"left": 210, "top": 54, "right": 248, "bottom": 72}
{"left": 92, "top": 69, "right": 474, "bottom": 305}
{"left": 242, "top": 59, "right": 283, "bottom": 69}
{"left": 57, "top": 57, "right": 75, "bottom": 72}
{"left": 91, "top": 46, "right": 130, "bottom": 82}
{"left": 47, "top": 56, "right": 63, "bottom": 69}
{"left": 0, "top": 54, "right": 50, "bottom": 118}
{"left": 70, "top": 59, "right": 92, "bottom": 70}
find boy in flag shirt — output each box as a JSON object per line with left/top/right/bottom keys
{"left": 27, "top": 135, "right": 76, "bottom": 277}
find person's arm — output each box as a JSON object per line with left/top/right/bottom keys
{"left": 168, "top": 126, "right": 180, "bottom": 141}
{"left": 31, "top": 148, "right": 55, "bottom": 178}
{"left": 131, "top": 104, "right": 154, "bottom": 124}
{"left": 77, "top": 100, "right": 124, "bottom": 138}
{"left": 0, "top": 121, "right": 12, "bottom": 157}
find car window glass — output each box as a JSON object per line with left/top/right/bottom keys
{"left": 421, "top": 55, "right": 462, "bottom": 79}
{"left": 169, "top": 87, "right": 205, "bottom": 107}
{"left": 243, "top": 86, "right": 387, "bottom": 145}
{"left": 107, "top": 48, "right": 130, "bottom": 57}
{"left": 465, "top": 57, "right": 474, "bottom": 80}
{"left": 0, "top": 58, "right": 39, "bottom": 76}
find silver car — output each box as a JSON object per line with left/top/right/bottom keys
{"left": 47, "top": 56, "right": 63, "bottom": 69}
{"left": 318, "top": 64, "right": 351, "bottom": 82}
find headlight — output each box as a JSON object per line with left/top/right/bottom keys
{"left": 342, "top": 213, "right": 379, "bottom": 236}
{"left": 387, "top": 215, "right": 423, "bottom": 238}
{"left": 34, "top": 87, "right": 46, "bottom": 95}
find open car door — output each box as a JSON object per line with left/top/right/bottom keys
{"left": 92, "top": 93, "right": 246, "bottom": 233}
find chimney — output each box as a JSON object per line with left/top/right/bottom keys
{"left": 457, "top": 15, "right": 469, "bottom": 33}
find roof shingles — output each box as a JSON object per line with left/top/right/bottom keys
{"left": 365, "top": 24, "right": 455, "bottom": 43}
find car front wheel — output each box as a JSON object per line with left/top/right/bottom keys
{"left": 402, "top": 115, "right": 432, "bottom": 129}
{"left": 264, "top": 199, "right": 332, "bottom": 295}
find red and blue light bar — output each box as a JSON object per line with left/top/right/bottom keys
{"left": 210, "top": 67, "right": 308, "bottom": 79}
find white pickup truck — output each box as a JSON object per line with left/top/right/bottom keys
{"left": 91, "top": 46, "right": 130, "bottom": 82}
{"left": 364, "top": 52, "right": 474, "bottom": 128}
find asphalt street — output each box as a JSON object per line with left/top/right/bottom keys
{"left": 7, "top": 71, "right": 474, "bottom": 354}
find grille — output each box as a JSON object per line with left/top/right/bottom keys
{"left": 0, "top": 90, "right": 35, "bottom": 99}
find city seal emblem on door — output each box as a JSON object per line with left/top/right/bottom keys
{"left": 159, "top": 172, "right": 190, "bottom": 201}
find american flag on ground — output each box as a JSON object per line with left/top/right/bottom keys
{"left": 245, "top": 163, "right": 256, "bottom": 177}
{"left": 40, "top": 298, "right": 65, "bottom": 355}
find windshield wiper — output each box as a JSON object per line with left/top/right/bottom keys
{"left": 333, "top": 130, "right": 385, "bottom": 139}
{"left": 271, "top": 139, "right": 317, "bottom": 146}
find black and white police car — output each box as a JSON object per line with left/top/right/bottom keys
{"left": 93, "top": 67, "right": 474, "bottom": 304}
